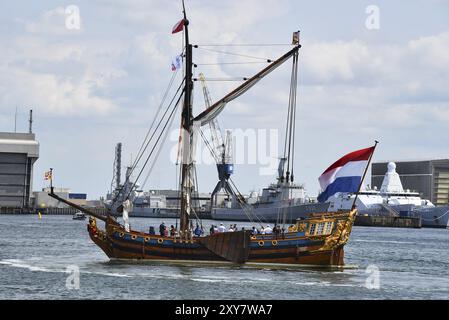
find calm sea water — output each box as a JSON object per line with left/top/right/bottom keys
{"left": 0, "top": 214, "right": 448, "bottom": 300}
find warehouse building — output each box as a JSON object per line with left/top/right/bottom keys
{"left": 372, "top": 159, "right": 449, "bottom": 206}
{"left": 34, "top": 188, "right": 88, "bottom": 209}
{"left": 0, "top": 132, "right": 39, "bottom": 208}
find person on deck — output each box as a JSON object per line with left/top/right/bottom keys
{"left": 170, "top": 225, "right": 177, "bottom": 237}
{"left": 217, "top": 223, "right": 226, "bottom": 233}
{"left": 251, "top": 226, "right": 258, "bottom": 235}
{"left": 194, "top": 224, "right": 203, "bottom": 237}
{"left": 209, "top": 225, "right": 215, "bottom": 235}
{"left": 159, "top": 222, "right": 166, "bottom": 236}
{"left": 264, "top": 225, "right": 273, "bottom": 234}
{"left": 273, "top": 225, "right": 280, "bottom": 236}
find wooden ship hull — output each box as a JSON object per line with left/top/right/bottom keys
{"left": 87, "top": 210, "right": 356, "bottom": 266}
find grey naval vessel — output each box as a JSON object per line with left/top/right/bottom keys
{"left": 210, "top": 158, "right": 330, "bottom": 223}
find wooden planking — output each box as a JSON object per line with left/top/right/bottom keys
{"left": 197, "top": 230, "right": 251, "bottom": 263}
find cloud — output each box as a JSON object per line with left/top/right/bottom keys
{"left": 24, "top": 7, "right": 71, "bottom": 35}
{"left": 0, "top": 8, "right": 122, "bottom": 116}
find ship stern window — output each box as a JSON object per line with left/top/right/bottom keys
{"left": 324, "top": 222, "right": 334, "bottom": 234}
{"left": 308, "top": 223, "right": 316, "bottom": 235}
{"left": 308, "top": 222, "right": 334, "bottom": 236}
{"left": 316, "top": 222, "right": 325, "bottom": 235}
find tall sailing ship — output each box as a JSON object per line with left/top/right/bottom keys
{"left": 49, "top": 2, "right": 362, "bottom": 267}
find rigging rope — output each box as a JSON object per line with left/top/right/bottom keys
{"left": 194, "top": 46, "right": 272, "bottom": 62}
{"left": 198, "top": 128, "right": 267, "bottom": 225}
{"left": 278, "top": 51, "right": 299, "bottom": 226}
{"left": 132, "top": 70, "right": 179, "bottom": 170}
{"left": 130, "top": 77, "right": 185, "bottom": 176}
{"left": 198, "top": 129, "right": 244, "bottom": 216}
{"left": 228, "top": 177, "right": 267, "bottom": 225}
{"left": 195, "top": 61, "right": 271, "bottom": 66}
{"left": 195, "top": 43, "right": 293, "bottom": 47}
{"left": 290, "top": 52, "right": 299, "bottom": 183}
{"left": 140, "top": 93, "right": 182, "bottom": 190}
{"left": 110, "top": 79, "right": 185, "bottom": 207}
{"left": 123, "top": 90, "right": 185, "bottom": 202}
{"left": 193, "top": 77, "right": 249, "bottom": 82}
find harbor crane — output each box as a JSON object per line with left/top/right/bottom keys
{"left": 198, "top": 73, "right": 236, "bottom": 207}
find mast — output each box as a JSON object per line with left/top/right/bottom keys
{"left": 179, "top": 0, "right": 193, "bottom": 234}
{"left": 351, "top": 140, "right": 379, "bottom": 211}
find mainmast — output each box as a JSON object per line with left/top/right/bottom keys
{"left": 178, "top": 3, "right": 301, "bottom": 233}
{"left": 179, "top": 0, "right": 194, "bottom": 235}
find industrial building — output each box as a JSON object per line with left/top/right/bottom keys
{"left": 0, "top": 132, "right": 39, "bottom": 209}
{"left": 34, "top": 188, "right": 88, "bottom": 209}
{"left": 372, "top": 160, "right": 449, "bottom": 206}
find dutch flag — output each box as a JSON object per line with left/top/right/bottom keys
{"left": 317, "top": 146, "right": 376, "bottom": 203}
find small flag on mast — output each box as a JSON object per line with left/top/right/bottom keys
{"left": 44, "top": 170, "right": 52, "bottom": 181}
{"left": 292, "top": 31, "right": 300, "bottom": 45}
{"left": 172, "top": 19, "right": 185, "bottom": 34}
{"left": 171, "top": 55, "right": 182, "bottom": 71}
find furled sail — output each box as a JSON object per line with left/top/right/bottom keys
{"left": 193, "top": 45, "right": 300, "bottom": 127}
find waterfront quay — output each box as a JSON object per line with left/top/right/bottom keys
{"left": 0, "top": 206, "right": 108, "bottom": 216}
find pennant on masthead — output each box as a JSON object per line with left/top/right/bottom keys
{"left": 172, "top": 19, "right": 185, "bottom": 34}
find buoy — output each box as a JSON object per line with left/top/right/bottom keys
{"left": 38, "top": 212, "right": 42, "bottom": 220}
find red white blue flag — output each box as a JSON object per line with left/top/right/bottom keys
{"left": 171, "top": 55, "right": 182, "bottom": 71}
{"left": 44, "top": 170, "right": 52, "bottom": 181}
{"left": 317, "top": 146, "right": 375, "bottom": 202}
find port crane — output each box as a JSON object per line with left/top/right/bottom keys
{"left": 198, "top": 73, "right": 237, "bottom": 207}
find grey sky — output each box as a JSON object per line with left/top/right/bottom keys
{"left": 1, "top": 0, "right": 448, "bottom": 199}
